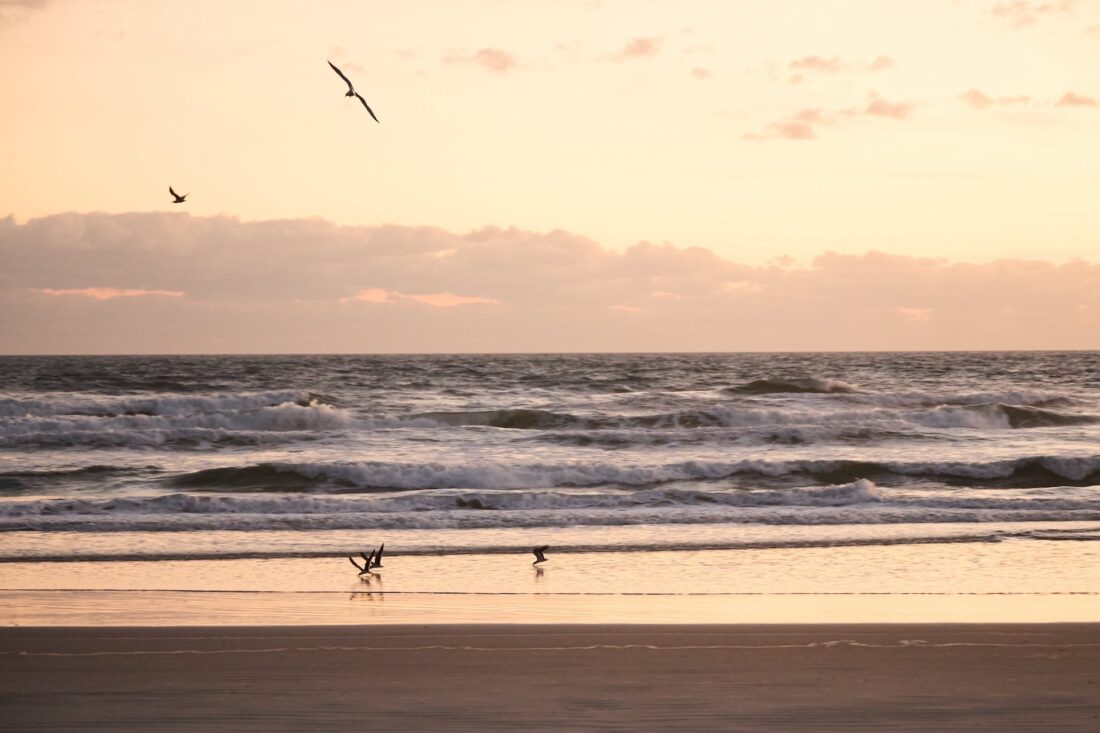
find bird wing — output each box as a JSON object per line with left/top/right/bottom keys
{"left": 328, "top": 60, "right": 355, "bottom": 92}
{"left": 355, "top": 93, "right": 380, "bottom": 123}
{"left": 360, "top": 550, "right": 374, "bottom": 566}
{"left": 348, "top": 556, "right": 364, "bottom": 572}
{"left": 373, "top": 543, "right": 384, "bottom": 566}
{"left": 169, "top": 186, "right": 179, "bottom": 198}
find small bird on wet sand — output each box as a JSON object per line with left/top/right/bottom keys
{"left": 169, "top": 186, "right": 188, "bottom": 204}
{"left": 532, "top": 545, "right": 549, "bottom": 565}
{"left": 327, "top": 60, "right": 380, "bottom": 123}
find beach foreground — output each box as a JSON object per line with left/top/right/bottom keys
{"left": 2, "top": 624, "right": 1098, "bottom": 731}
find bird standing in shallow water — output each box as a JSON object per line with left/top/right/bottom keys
{"left": 327, "top": 60, "right": 380, "bottom": 123}
{"left": 169, "top": 187, "right": 188, "bottom": 204}
{"left": 532, "top": 545, "right": 549, "bottom": 565}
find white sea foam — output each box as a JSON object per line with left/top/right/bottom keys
{"left": 3, "top": 480, "right": 1100, "bottom": 534}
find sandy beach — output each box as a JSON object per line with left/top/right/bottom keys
{"left": 2, "top": 623, "right": 1098, "bottom": 731}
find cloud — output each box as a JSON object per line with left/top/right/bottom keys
{"left": 405, "top": 292, "right": 500, "bottom": 308}
{"left": 786, "top": 55, "right": 895, "bottom": 84}
{"left": 36, "top": 287, "right": 184, "bottom": 300}
{"left": 340, "top": 288, "right": 394, "bottom": 304}
{"left": 1056, "top": 91, "right": 1099, "bottom": 107}
{"left": 744, "top": 109, "right": 827, "bottom": 141}
{"left": 610, "top": 37, "right": 662, "bottom": 61}
{"left": 897, "top": 306, "right": 933, "bottom": 323}
{"left": 690, "top": 67, "right": 712, "bottom": 80}
{"left": 444, "top": 48, "right": 517, "bottom": 73}
{"left": 990, "top": 1, "right": 1077, "bottom": 28}
{"left": 2, "top": 213, "right": 1098, "bottom": 353}
{"left": 342, "top": 288, "right": 500, "bottom": 307}
{"left": 0, "top": 0, "right": 51, "bottom": 26}
{"left": 745, "top": 95, "right": 913, "bottom": 141}
{"left": 960, "top": 88, "right": 1031, "bottom": 109}
{"left": 862, "top": 92, "right": 914, "bottom": 119}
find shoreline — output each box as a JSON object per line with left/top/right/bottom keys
{"left": 4, "top": 623, "right": 1099, "bottom": 731}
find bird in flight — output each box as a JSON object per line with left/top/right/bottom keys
{"left": 348, "top": 549, "right": 376, "bottom": 576}
{"left": 372, "top": 543, "right": 385, "bottom": 569}
{"left": 532, "top": 545, "right": 549, "bottom": 565}
{"left": 327, "top": 60, "right": 380, "bottom": 123}
{"left": 169, "top": 187, "right": 188, "bottom": 204}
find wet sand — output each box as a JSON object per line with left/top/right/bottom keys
{"left": 3, "top": 624, "right": 1099, "bottom": 731}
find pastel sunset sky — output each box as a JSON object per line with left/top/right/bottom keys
{"left": 2, "top": 0, "right": 1098, "bottom": 352}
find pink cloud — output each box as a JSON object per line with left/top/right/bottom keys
{"left": 37, "top": 288, "right": 184, "bottom": 300}
{"left": 991, "top": 1, "right": 1077, "bottom": 28}
{"left": 611, "top": 37, "right": 662, "bottom": 61}
{"left": 790, "top": 55, "right": 844, "bottom": 74}
{"left": 609, "top": 304, "right": 642, "bottom": 313}
{"left": 405, "top": 292, "right": 500, "bottom": 308}
{"left": 1056, "top": 91, "right": 1099, "bottom": 107}
{"left": 341, "top": 288, "right": 394, "bottom": 304}
{"left": 0, "top": 0, "right": 51, "bottom": 26}
{"left": 897, "top": 306, "right": 933, "bottom": 323}
{"left": 863, "top": 93, "right": 914, "bottom": 120}
{"left": 342, "top": 288, "right": 500, "bottom": 308}
{"left": 7, "top": 214, "right": 1100, "bottom": 353}
{"left": 444, "top": 48, "right": 517, "bottom": 73}
{"left": 690, "top": 67, "right": 712, "bottom": 80}
{"left": 786, "top": 55, "right": 895, "bottom": 84}
{"left": 744, "top": 109, "right": 827, "bottom": 141}
{"left": 960, "top": 88, "right": 1030, "bottom": 110}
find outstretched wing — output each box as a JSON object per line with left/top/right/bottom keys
{"left": 328, "top": 60, "right": 355, "bottom": 92}
{"left": 169, "top": 186, "right": 179, "bottom": 198}
{"left": 355, "top": 93, "right": 380, "bottom": 123}
{"left": 348, "top": 556, "right": 364, "bottom": 572}
{"left": 373, "top": 543, "right": 384, "bottom": 567}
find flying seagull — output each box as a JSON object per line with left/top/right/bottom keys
{"left": 348, "top": 549, "right": 376, "bottom": 576}
{"left": 327, "top": 60, "right": 380, "bottom": 123}
{"left": 169, "top": 186, "right": 188, "bottom": 204}
{"left": 372, "top": 543, "right": 385, "bottom": 569}
{"left": 532, "top": 545, "right": 549, "bottom": 565}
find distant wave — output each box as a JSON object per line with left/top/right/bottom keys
{"left": 0, "top": 465, "right": 153, "bottom": 493}
{"left": 0, "top": 389, "right": 319, "bottom": 418}
{"left": 725, "top": 378, "right": 860, "bottom": 395}
{"left": 2, "top": 381, "right": 1093, "bottom": 449}
{"left": 4, "top": 480, "right": 1100, "bottom": 533}
{"left": 0, "top": 391, "right": 357, "bottom": 447}
{"left": 410, "top": 402, "right": 1096, "bottom": 433}
{"left": 149, "top": 454, "right": 1100, "bottom": 493}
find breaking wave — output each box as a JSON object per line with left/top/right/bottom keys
{"left": 152, "top": 454, "right": 1100, "bottom": 493}
{"left": 725, "top": 378, "right": 861, "bottom": 394}
{"left": 4, "top": 480, "right": 1100, "bottom": 533}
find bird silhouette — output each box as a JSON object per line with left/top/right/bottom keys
{"left": 348, "top": 549, "right": 376, "bottom": 576}
{"left": 169, "top": 186, "right": 188, "bottom": 204}
{"left": 327, "top": 60, "right": 380, "bottom": 123}
{"left": 532, "top": 545, "right": 549, "bottom": 565}
{"left": 372, "top": 543, "right": 385, "bottom": 569}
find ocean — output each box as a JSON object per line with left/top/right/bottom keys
{"left": 1, "top": 352, "right": 1098, "bottom": 571}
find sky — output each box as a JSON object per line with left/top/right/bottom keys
{"left": 1, "top": 0, "right": 1098, "bottom": 353}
